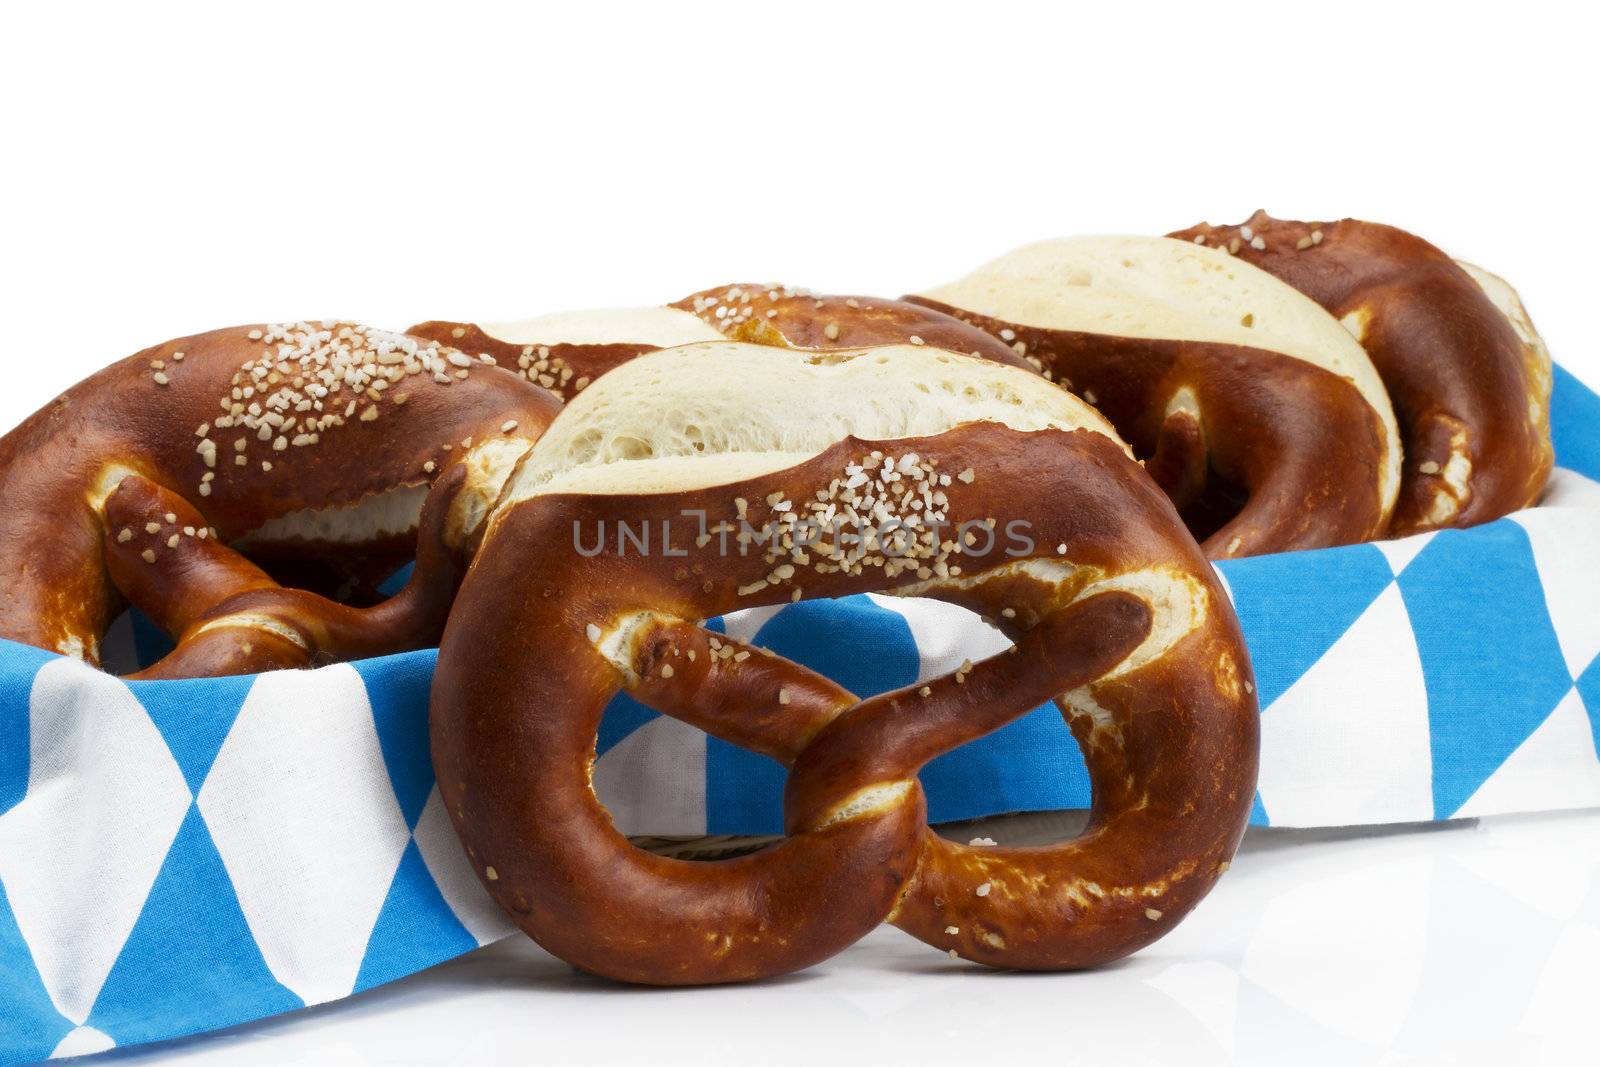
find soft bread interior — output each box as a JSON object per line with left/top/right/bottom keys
{"left": 497, "top": 341, "right": 1125, "bottom": 504}
{"left": 1455, "top": 259, "right": 1554, "bottom": 430}
{"left": 238, "top": 484, "right": 428, "bottom": 548}
{"left": 478, "top": 307, "right": 723, "bottom": 347}
{"left": 919, "top": 235, "right": 1401, "bottom": 510}
{"left": 1454, "top": 261, "right": 1542, "bottom": 353}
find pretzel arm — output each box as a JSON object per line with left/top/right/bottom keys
{"left": 101, "top": 474, "right": 279, "bottom": 637}
{"left": 127, "top": 620, "right": 313, "bottom": 679}
{"left": 783, "top": 590, "right": 1150, "bottom": 834}
{"left": 615, "top": 616, "right": 855, "bottom": 763}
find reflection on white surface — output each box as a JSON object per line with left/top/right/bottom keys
{"left": 1241, "top": 854, "right": 1432, "bottom": 1046}
{"left": 90, "top": 810, "right": 1600, "bottom": 1067}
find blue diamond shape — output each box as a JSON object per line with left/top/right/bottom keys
{"left": 85, "top": 806, "right": 301, "bottom": 1050}
{"left": 354, "top": 841, "right": 476, "bottom": 994}
{"left": 126, "top": 673, "right": 255, "bottom": 796}
{"left": 920, "top": 701, "right": 1089, "bottom": 824}
{"left": 1551, "top": 364, "right": 1600, "bottom": 481}
{"left": 376, "top": 562, "right": 415, "bottom": 598}
{"left": 1397, "top": 520, "right": 1573, "bottom": 818}
{"left": 596, "top": 691, "right": 661, "bottom": 760}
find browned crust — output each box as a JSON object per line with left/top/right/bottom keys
{"left": 670, "top": 285, "right": 1038, "bottom": 372}
{"left": 407, "top": 321, "right": 654, "bottom": 403}
{"left": 431, "top": 422, "right": 1258, "bottom": 983}
{"left": 906, "top": 298, "right": 1390, "bottom": 557}
{"left": 0, "top": 323, "right": 558, "bottom": 673}
{"left": 411, "top": 286, "right": 1038, "bottom": 405}
{"left": 1169, "top": 211, "right": 1554, "bottom": 535}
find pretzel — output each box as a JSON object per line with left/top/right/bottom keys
{"left": 908, "top": 236, "right": 1402, "bottom": 558}
{"left": 0, "top": 321, "right": 559, "bottom": 676}
{"left": 409, "top": 283, "right": 1031, "bottom": 402}
{"left": 431, "top": 341, "right": 1257, "bottom": 983}
{"left": 1169, "top": 212, "right": 1554, "bottom": 534}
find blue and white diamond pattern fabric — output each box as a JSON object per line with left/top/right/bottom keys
{"left": 1, "top": 366, "right": 1598, "bottom": 1063}
{"left": 1231, "top": 545, "right": 1435, "bottom": 826}
{"left": 0, "top": 658, "right": 192, "bottom": 1056}
{"left": 0, "top": 652, "right": 511, "bottom": 1064}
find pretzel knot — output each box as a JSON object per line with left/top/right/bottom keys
{"left": 431, "top": 418, "right": 1259, "bottom": 985}
{"left": 0, "top": 321, "right": 559, "bottom": 676}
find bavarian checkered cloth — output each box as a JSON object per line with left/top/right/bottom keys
{"left": 3, "top": 366, "right": 1598, "bottom": 1063}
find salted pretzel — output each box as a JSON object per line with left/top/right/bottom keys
{"left": 1169, "top": 212, "right": 1554, "bottom": 535}
{"left": 409, "top": 283, "right": 1030, "bottom": 402}
{"left": 907, "top": 236, "right": 1402, "bottom": 558}
{"left": 431, "top": 341, "right": 1258, "bottom": 983}
{"left": 0, "top": 321, "right": 559, "bottom": 677}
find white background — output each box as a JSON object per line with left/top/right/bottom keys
{"left": 1, "top": 1, "right": 1595, "bottom": 433}
{"left": 4, "top": 4, "right": 1597, "bottom": 1065}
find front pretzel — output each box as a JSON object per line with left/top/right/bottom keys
{"left": 431, "top": 342, "right": 1257, "bottom": 983}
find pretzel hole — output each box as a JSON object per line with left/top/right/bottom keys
{"left": 227, "top": 482, "right": 435, "bottom": 600}
{"left": 99, "top": 605, "right": 180, "bottom": 674}
{"left": 1131, "top": 411, "right": 1249, "bottom": 544}
{"left": 593, "top": 593, "right": 1147, "bottom": 854}
{"left": 99, "top": 559, "right": 416, "bottom": 672}
{"left": 1174, "top": 471, "right": 1249, "bottom": 544}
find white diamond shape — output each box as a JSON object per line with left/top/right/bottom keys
{"left": 0, "top": 658, "right": 190, "bottom": 1024}
{"left": 49, "top": 1025, "right": 115, "bottom": 1059}
{"left": 1372, "top": 529, "right": 1438, "bottom": 577}
{"left": 865, "top": 593, "right": 1008, "bottom": 684}
{"left": 197, "top": 663, "right": 409, "bottom": 1006}
{"left": 593, "top": 715, "right": 707, "bottom": 836}
{"left": 1257, "top": 583, "right": 1434, "bottom": 826}
{"left": 1512, "top": 505, "right": 1600, "bottom": 680}
{"left": 412, "top": 788, "right": 515, "bottom": 947}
